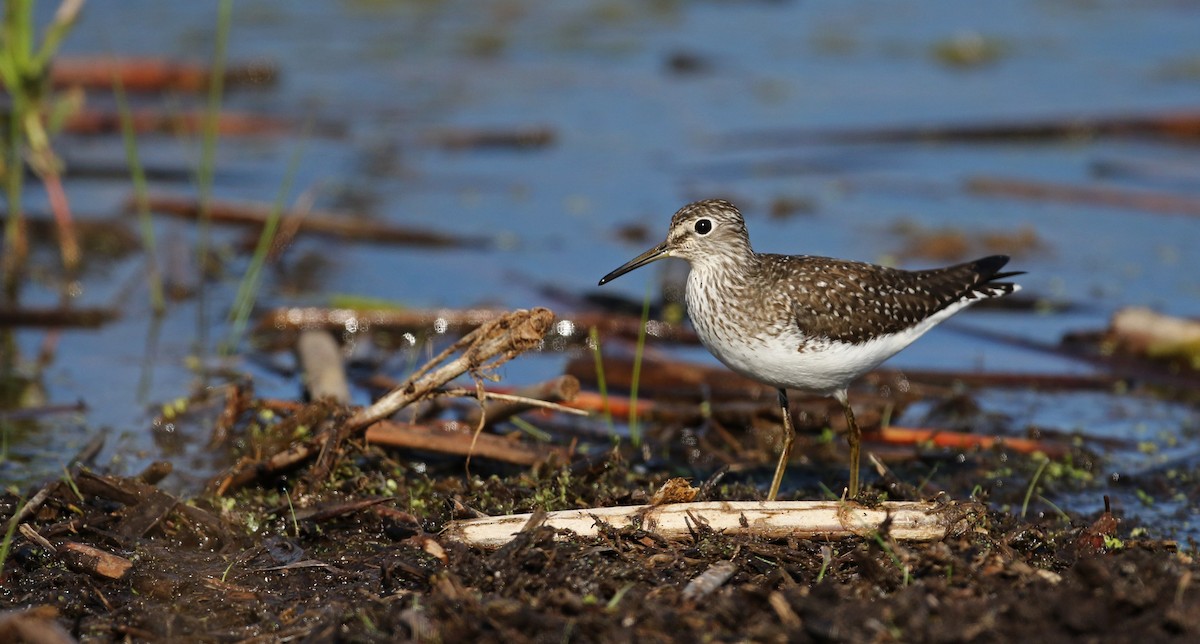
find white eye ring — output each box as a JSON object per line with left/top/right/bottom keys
{"left": 695, "top": 218, "right": 713, "bottom": 235}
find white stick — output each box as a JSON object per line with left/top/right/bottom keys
{"left": 443, "top": 500, "right": 981, "bottom": 548}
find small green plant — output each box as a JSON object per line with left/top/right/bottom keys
{"left": 627, "top": 284, "right": 652, "bottom": 447}
{"left": 605, "top": 583, "right": 635, "bottom": 612}
{"left": 0, "top": 495, "right": 24, "bottom": 576}
{"left": 530, "top": 469, "right": 572, "bottom": 510}
{"left": 1037, "top": 494, "right": 1070, "bottom": 522}
{"left": 1102, "top": 534, "right": 1125, "bottom": 550}
{"left": 220, "top": 556, "right": 237, "bottom": 582}
{"left": 61, "top": 466, "right": 83, "bottom": 502}
{"left": 356, "top": 610, "right": 380, "bottom": 634}
{"left": 871, "top": 531, "right": 910, "bottom": 587}
{"left": 0, "top": 420, "right": 10, "bottom": 461}
{"left": 1020, "top": 457, "right": 1050, "bottom": 519}
{"left": 0, "top": 0, "right": 85, "bottom": 287}
{"left": 222, "top": 132, "right": 308, "bottom": 354}
{"left": 588, "top": 326, "right": 615, "bottom": 435}
{"left": 509, "top": 416, "right": 551, "bottom": 442}
{"left": 192, "top": 0, "right": 233, "bottom": 349}
{"left": 815, "top": 544, "right": 833, "bottom": 582}
{"left": 284, "top": 487, "right": 299, "bottom": 537}
{"left": 113, "top": 74, "right": 165, "bottom": 316}
{"left": 916, "top": 463, "right": 940, "bottom": 491}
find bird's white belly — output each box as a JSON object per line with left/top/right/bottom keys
{"left": 700, "top": 326, "right": 914, "bottom": 394}
{"left": 687, "top": 274, "right": 992, "bottom": 393}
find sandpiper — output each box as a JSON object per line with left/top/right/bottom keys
{"left": 599, "top": 199, "right": 1022, "bottom": 500}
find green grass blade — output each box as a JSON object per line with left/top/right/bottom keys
{"left": 0, "top": 3, "right": 30, "bottom": 297}
{"left": 510, "top": 416, "right": 552, "bottom": 442}
{"left": 32, "top": 0, "right": 83, "bottom": 69}
{"left": 194, "top": 0, "right": 233, "bottom": 349}
{"left": 588, "top": 326, "right": 614, "bottom": 436}
{"left": 0, "top": 493, "right": 24, "bottom": 576}
{"left": 113, "top": 74, "right": 165, "bottom": 315}
{"left": 221, "top": 130, "right": 308, "bottom": 355}
{"left": 627, "top": 284, "right": 652, "bottom": 448}
{"left": 1020, "top": 457, "right": 1050, "bottom": 519}
{"left": 1, "top": 88, "right": 24, "bottom": 295}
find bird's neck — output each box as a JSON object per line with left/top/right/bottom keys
{"left": 688, "top": 246, "right": 757, "bottom": 287}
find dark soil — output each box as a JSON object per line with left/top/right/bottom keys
{"left": 2, "top": 438, "right": 1198, "bottom": 643}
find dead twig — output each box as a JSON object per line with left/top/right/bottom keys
{"left": 863, "top": 369, "right": 1126, "bottom": 394}
{"left": 59, "top": 108, "right": 292, "bottom": 137}
{"left": 443, "top": 500, "right": 983, "bottom": 549}
{"left": 347, "top": 307, "right": 555, "bottom": 431}
{"left": 682, "top": 561, "right": 737, "bottom": 602}
{"left": 967, "top": 176, "right": 1200, "bottom": 218}
{"left": 18, "top": 524, "right": 133, "bottom": 580}
{"left": 51, "top": 55, "right": 277, "bottom": 93}
{"left": 872, "top": 426, "right": 1070, "bottom": 458}
{"left": 133, "top": 193, "right": 487, "bottom": 247}
{"left": 297, "top": 330, "right": 351, "bottom": 403}
{"left": 0, "top": 306, "right": 115, "bottom": 328}
{"left": 252, "top": 306, "right": 697, "bottom": 350}
{"left": 456, "top": 375, "right": 584, "bottom": 429}
{"left": 211, "top": 308, "right": 554, "bottom": 495}
{"left": 425, "top": 125, "right": 556, "bottom": 150}
{"left": 365, "top": 420, "right": 568, "bottom": 466}
{"left": 721, "top": 110, "right": 1200, "bottom": 148}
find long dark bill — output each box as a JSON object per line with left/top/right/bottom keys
{"left": 597, "top": 241, "right": 669, "bottom": 285}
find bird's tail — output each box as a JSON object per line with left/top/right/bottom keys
{"left": 971, "top": 255, "right": 1024, "bottom": 297}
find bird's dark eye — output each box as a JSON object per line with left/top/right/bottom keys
{"left": 694, "top": 219, "right": 713, "bottom": 235}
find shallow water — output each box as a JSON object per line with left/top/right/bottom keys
{"left": 6, "top": 0, "right": 1200, "bottom": 534}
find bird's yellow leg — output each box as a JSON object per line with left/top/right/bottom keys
{"left": 767, "top": 388, "right": 793, "bottom": 501}
{"left": 836, "top": 390, "right": 860, "bottom": 498}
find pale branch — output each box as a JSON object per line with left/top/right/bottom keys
{"left": 442, "top": 500, "right": 983, "bottom": 549}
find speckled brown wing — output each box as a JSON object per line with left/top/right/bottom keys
{"left": 758, "top": 254, "right": 1020, "bottom": 345}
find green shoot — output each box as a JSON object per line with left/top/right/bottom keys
{"left": 871, "top": 531, "right": 910, "bottom": 587}
{"left": 284, "top": 487, "right": 299, "bottom": 537}
{"left": 0, "top": 0, "right": 88, "bottom": 289}
{"left": 61, "top": 466, "right": 83, "bottom": 502}
{"left": 30, "top": 0, "right": 81, "bottom": 69}
{"left": 510, "top": 416, "right": 552, "bottom": 442}
{"left": 221, "top": 556, "right": 236, "bottom": 583}
{"left": 627, "top": 283, "right": 652, "bottom": 447}
{"left": 357, "top": 610, "right": 379, "bottom": 633}
{"left": 606, "top": 582, "right": 635, "bottom": 612}
{"left": 588, "top": 326, "right": 614, "bottom": 436}
{"left": 221, "top": 129, "right": 308, "bottom": 355}
{"left": 1036, "top": 494, "right": 1070, "bottom": 522}
{"left": 916, "top": 463, "right": 940, "bottom": 492}
{"left": 193, "top": 0, "right": 233, "bottom": 349}
{"left": 1020, "top": 457, "right": 1049, "bottom": 519}
{"left": 816, "top": 544, "right": 833, "bottom": 583}
{"left": 113, "top": 73, "right": 165, "bottom": 316}
{"left": 1, "top": 56, "right": 25, "bottom": 295}
{"left": 0, "top": 495, "right": 24, "bottom": 576}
